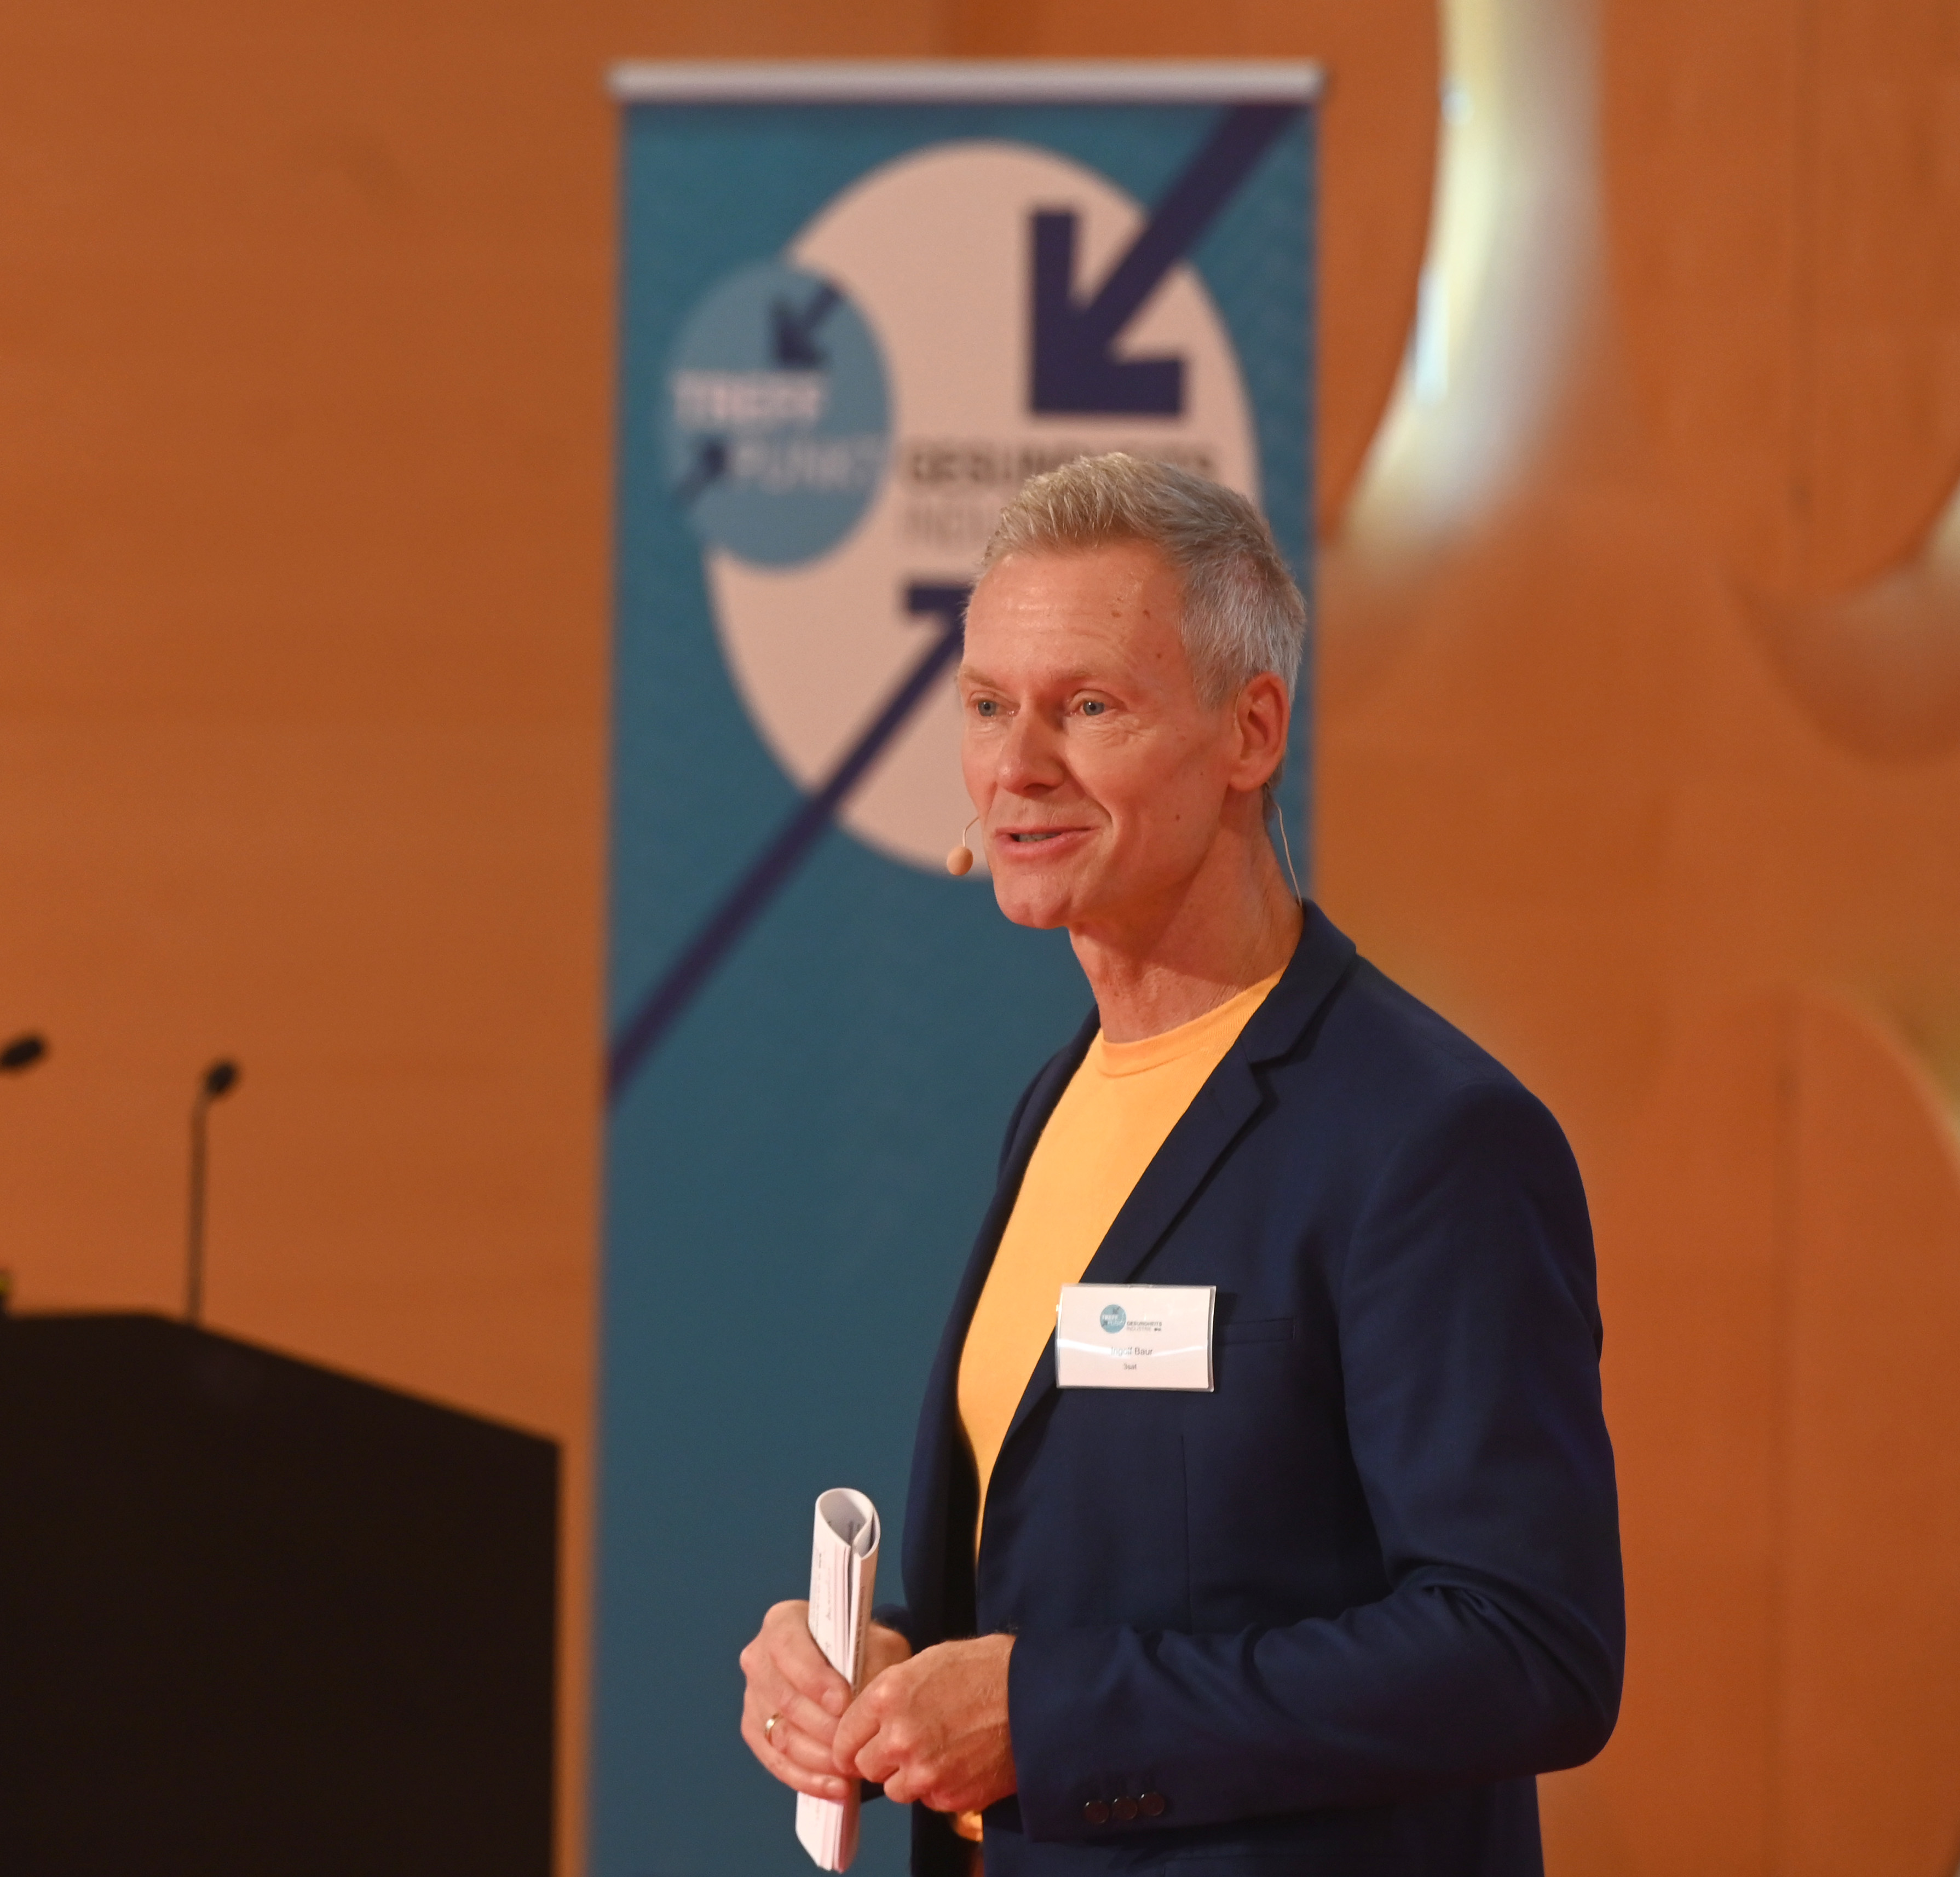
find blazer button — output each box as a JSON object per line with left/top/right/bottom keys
{"left": 1082, "top": 1801, "right": 1110, "bottom": 1826}
{"left": 1112, "top": 1798, "right": 1139, "bottom": 1822}
{"left": 1139, "top": 1792, "right": 1166, "bottom": 1817}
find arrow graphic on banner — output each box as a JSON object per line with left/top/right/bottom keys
{"left": 1031, "top": 101, "right": 1299, "bottom": 414}
{"left": 771, "top": 281, "right": 842, "bottom": 367}
{"left": 607, "top": 584, "right": 970, "bottom": 1102}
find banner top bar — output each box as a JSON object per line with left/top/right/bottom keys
{"left": 608, "top": 60, "right": 1324, "bottom": 105}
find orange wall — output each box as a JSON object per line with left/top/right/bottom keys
{"left": 3, "top": 4, "right": 1956, "bottom": 1875}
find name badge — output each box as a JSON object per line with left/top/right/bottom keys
{"left": 1056, "top": 1284, "right": 1215, "bottom": 1391}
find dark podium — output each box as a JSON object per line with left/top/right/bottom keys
{"left": 0, "top": 1312, "right": 558, "bottom": 1876}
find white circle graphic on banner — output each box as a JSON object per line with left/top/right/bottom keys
{"left": 699, "top": 141, "right": 1259, "bottom": 874}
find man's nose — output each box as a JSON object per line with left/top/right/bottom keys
{"left": 995, "top": 710, "right": 1067, "bottom": 794}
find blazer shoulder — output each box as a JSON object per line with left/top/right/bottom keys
{"left": 1310, "top": 954, "right": 1571, "bottom": 1151}
{"left": 1317, "top": 960, "right": 1601, "bottom": 1344}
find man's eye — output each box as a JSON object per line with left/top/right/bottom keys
{"left": 975, "top": 698, "right": 999, "bottom": 718}
{"left": 1080, "top": 699, "right": 1107, "bottom": 717}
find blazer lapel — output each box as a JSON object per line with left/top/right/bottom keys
{"left": 901, "top": 1012, "right": 1096, "bottom": 1638}
{"left": 985, "top": 905, "right": 1359, "bottom": 1474}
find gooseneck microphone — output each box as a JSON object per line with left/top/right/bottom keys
{"left": 1, "top": 1033, "right": 48, "bottom": 1072}
{"left": 185, "top": 1058, "right": 241, "bottom": 1325}
{"left": 2, "top": 1035, "right": 50, "bottom": 1313}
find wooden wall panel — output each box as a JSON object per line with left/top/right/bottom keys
{"left": 1783, "top": 998, "right": 1960, "bottom": 1877}
{"left": 1606, "top": 0, "right": 1960, "bottom": 601}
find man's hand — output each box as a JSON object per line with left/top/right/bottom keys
{"left": 832, "top": 1633, "right": 1017, "bottom": 1813}
{"left": 740, "top": 1604, "right": 913, "bottom": 1801}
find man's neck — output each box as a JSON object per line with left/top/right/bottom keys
{"left": 1070, "top": 845, "right": 1304, "bottom": 1044}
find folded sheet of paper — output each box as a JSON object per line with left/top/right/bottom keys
{"left": 795, "top": 1488, "right": 881, "bottom": 1872}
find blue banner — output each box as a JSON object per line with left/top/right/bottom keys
{"left": 596, "top": 64, "right": 1317, "bottom": 1877}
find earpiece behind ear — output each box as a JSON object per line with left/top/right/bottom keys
{"left": 1264, "top": 784, "right": 1304, "bottom": 902}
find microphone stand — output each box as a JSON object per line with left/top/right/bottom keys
{"left": 185, "top": 1060, "right": 240, "bottom": 1325}
{"left": 0, "top": 1035, "right": 46, "bottom": 1316}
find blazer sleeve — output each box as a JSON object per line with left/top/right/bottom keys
{"left": 1005, "top": 1079, "right": 1625, "bottom": 1836}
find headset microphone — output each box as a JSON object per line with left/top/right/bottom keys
{"left": 946, "top": 816, "right": 980, "bottom": 877}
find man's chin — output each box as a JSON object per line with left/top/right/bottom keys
{"left": 988, "top": 878, "right": 1079, "bottom": 932}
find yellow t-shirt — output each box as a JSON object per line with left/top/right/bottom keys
{"left": 956, "top": 968, "right": 1283, "bottom": 1533}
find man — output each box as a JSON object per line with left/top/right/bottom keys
{"left": 740, "top": 454, "right": 1623, "bottom": 1876}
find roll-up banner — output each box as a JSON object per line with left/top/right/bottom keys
{"left": 596, "top": 62, "right": 1319, "bottom": 1877}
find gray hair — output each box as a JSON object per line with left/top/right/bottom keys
{"left": 976, "top": 452, "right": 1307, "bottom": 704}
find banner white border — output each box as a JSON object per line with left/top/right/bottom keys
{"left": 608, "top": 60, "right": 1323, "bottom": 105}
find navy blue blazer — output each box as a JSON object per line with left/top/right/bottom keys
{"left": 878, "top": 906, "right": 1623, "bottom": 1877}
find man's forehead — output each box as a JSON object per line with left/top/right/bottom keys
{"left": 974, "top": 538, "right": 1175, "bottom": 597}
{"left": 970, "top": 548, "right": 1177, "bottom": 626}
{"left": 962, "top": 597, "right": 1156, "bottom": 660}
{"left": 960, "top": 591, "right": 1191, "bottom": 692}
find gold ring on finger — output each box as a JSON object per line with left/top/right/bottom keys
{"left": 764, "top": 1712, "right": 783, "bottom": 1745}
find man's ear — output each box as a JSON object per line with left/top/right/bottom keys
{"left": 1229, "top": 671, "right": 1290, "bottom": 793}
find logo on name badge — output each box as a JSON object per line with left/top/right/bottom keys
{"left": 1099, "top": 1304, "right": 1127, "bottom": 1334}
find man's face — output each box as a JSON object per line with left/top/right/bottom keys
{"left": 956, "top": 539, "right": 1256, "bottom": 934}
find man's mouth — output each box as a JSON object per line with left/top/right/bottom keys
{"left": 1003, "top": 828, "right": 1081, "bottom": 844}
